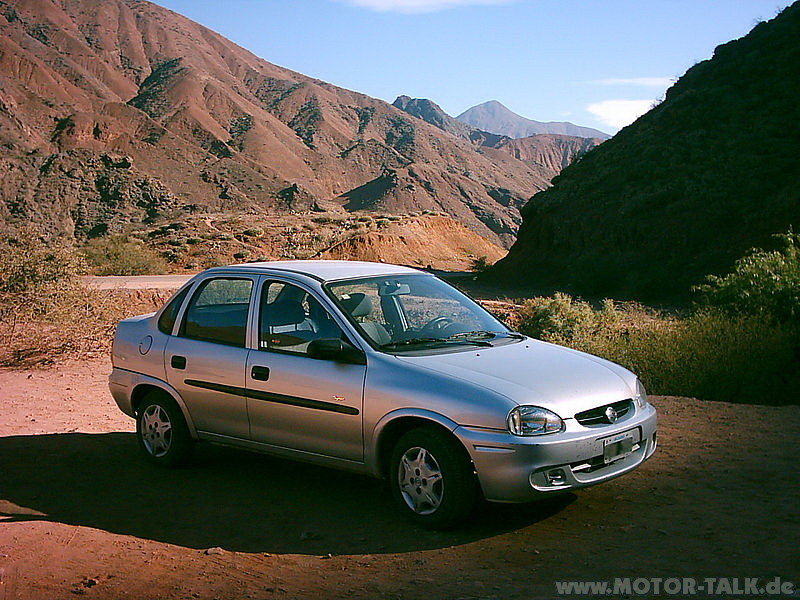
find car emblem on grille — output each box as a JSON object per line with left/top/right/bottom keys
{"left": 605, "top": 406, "right": 618, "bottom": 423}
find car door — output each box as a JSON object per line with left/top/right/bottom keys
{"left": 164, "top": 275, "right": 256, "bottom": 439}
{"left": 245, "top": 278, "right": 366, "bottom": 462}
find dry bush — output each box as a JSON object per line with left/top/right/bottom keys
{"left": 502, "top": 293, "right": 799, "bottom": 405}
{"left": 0, "top": 229, "right": 168, "bottom": 366}
{"left": 0, "top": 284, "right": 164, "bottom": 366}
{"left": 82, "top": 235, "right": 169, "bottom": 275}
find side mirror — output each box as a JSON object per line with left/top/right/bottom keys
{"left": 307, "top": 338, "right": 366, "bottom": 365}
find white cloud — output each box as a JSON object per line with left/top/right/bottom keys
{"left": 586, "top": 99, "right": 653, "bottom": 130}
{"left": 335, "top": 0, "right": 517, "bottom": 13}
{"left": 594, "top": 77, "right": 674, "bottom": 88}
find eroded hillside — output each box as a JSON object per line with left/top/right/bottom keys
{"left": 0, "top": 0, "right": 566, "bottom": 249}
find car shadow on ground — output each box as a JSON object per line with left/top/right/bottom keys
{"left": 0, "top": 432, "right": 574, "bottom": 555}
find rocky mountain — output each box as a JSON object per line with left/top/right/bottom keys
{"left": 393, "top": 95, "right": 602, "bottom": 181}
{"left": 490, "top": 135, "right": 600, "bottom": 173}
{"left": 492, "top": 3, "right": 800, "bottom": 300}
{"left": 392, "top": 95, "right": 474, "bottom": 140}
{"left": 457, "top": 100, "right": 610, "bottom": 140}
{"left": 0, "top": 0, "right": 562, "bottom": 248}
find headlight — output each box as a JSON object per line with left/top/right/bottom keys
{"left": 634, "top": 379, "right": 648, "bottom": 409}
{"left": 507, "top": 406, "right": 564, "bottom": 436}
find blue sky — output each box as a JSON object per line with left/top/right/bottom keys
{"left": 155, "top": 0, "right": 793, "bottom": 134}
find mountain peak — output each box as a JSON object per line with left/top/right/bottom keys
{"left": 393, "top": 95, "right": 603, "bottom": 177}
{"left": 457, "top": 101, "right": 610, "bottom": 140}
{"left": 392, "top": 95, "right": 472, "bottom": 137}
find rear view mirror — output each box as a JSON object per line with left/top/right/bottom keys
{"left": 379, "top": 282, "right": 411, "bottom": 296}
{"left": 307, "top": 338, "right": 366, "bottom": 364}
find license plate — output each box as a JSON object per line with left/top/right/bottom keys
{"left": 603, "top": 431, "right": 635, "bottom": 464}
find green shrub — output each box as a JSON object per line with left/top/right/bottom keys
{"left": 82, "top": 235, "right": 169, "bottom": 276}
{"left": 162, "top": 249, "right": 180, "bottom": 263}
{"left": 311, "top": 216, "right": 338, "bottom": 225}
{"left": 515, "top": 293, "right": 619, "bottom": 347}
{"left": 694, "top": 229, "right": 800, "bottom": 322}
{"left": 470, "top": 255, "right": 493, "bottom": 273}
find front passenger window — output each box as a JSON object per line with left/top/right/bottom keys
{"left": 259, "top": 282, "right": 343, "bottom": 354}
{"left": 180, "top": 278, "right": 253, "bottom": 347}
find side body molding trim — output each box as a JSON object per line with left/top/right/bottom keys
{"left": 184, "top": 379, "right": 360, "bottom": 416}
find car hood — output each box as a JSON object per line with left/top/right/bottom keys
{"left": 395, "top": 338, "right": 635, "bottom": 419}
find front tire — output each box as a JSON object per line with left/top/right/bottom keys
{"left": 390, "top": 427, "right": 478, "bottom": 528}
{"left": 136, "top": 392, "right": 193, "bottom": 467}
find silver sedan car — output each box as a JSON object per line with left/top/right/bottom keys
{"left": 110, "top": 260, "right": 657, "bottom": 527}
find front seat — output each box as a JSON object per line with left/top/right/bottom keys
{"left": 340, "top": 293, "right": 391, "bottom": 346}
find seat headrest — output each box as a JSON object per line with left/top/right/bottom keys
{"left": 263, "top": 301, "right": 305, "bottom": 327}
{"left": 340, "top": 293, "right": 372, "bottom": 318}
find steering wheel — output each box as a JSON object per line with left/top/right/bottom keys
{"left": 420, "top": 316, "right": 453, "bottom": 334}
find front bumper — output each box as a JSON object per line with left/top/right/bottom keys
{"left": 455, "top": 403, "right": 657, "bottom": 503}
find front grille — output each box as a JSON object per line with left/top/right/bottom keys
{"left": 575, "top": 399, "right": 633, "bottom": 426}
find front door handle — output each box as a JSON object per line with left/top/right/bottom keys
{"left": 171, "top": 355, "right": 186, "bottom": 370}
{"left": 251, "top": 366, "right": 270, "bottom": 381}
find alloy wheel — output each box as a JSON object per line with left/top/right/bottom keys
{"left": 140, "top": 404, "right": 173, "bottom": 457}
{"left": 398, "top": 446, "right": 444, "bottom": 515}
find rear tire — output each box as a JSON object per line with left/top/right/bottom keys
{"left": 390, "top": 427, "right": 478, "bottom": 528}
{"left": 136, "top": 392, "right": 193, "bottom": 467}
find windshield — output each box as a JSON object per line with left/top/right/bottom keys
{"left": 326, "top": 273, "right": 516, "bottom": 352}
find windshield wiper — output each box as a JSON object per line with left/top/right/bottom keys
{"left": 445, "top": 330, "right": 497, "bottom": 346}
{"left": 379, "top": 337, "right": 450, "bottom": 350}
{"left": 380, "top": 333, "right": 493, "bottom": 350}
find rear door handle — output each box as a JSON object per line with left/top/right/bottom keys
{"left": 251, "top": 366, "right": 270, "bottom": 381}
{"left": 171, "top": 355, "right": 186, "bottom": 370}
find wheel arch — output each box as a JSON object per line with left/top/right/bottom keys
{"left": 371, "top": 409, "right": 473, "bottom": 480}
{"left": 130, "top": 380, "right": 198, "bottom": 438}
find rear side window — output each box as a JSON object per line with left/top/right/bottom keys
{"left": 180, "top": 278, "right": 253, "bottom": 347}
{"left": 157, "top": 285, "right": 192, "bottom": 335}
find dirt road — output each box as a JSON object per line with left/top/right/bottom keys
{"left": 82, "top": 275, "right": 193, "bottom": 290}
{"left": 1, "top": 359, "right": 798, "bottom": 599}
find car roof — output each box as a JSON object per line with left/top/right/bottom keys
{"left": 203, "top": 260, "right": 425, "bottom": 283}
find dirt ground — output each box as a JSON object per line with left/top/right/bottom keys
{"left": 1, "top": 359, "right": 798, "bottom": 600}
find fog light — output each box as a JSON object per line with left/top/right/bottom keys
{"left": 546, "top": 468, "right": 566, "bottom": 486}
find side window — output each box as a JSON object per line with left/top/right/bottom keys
{"left": 157, "top": 285, "right": 192, "bottom": 334}
{"left": 259, "top": 281, "right": 343, "bottom": 354}
{"left": 180, "top": 278, "right": 253, "bottom": 347}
